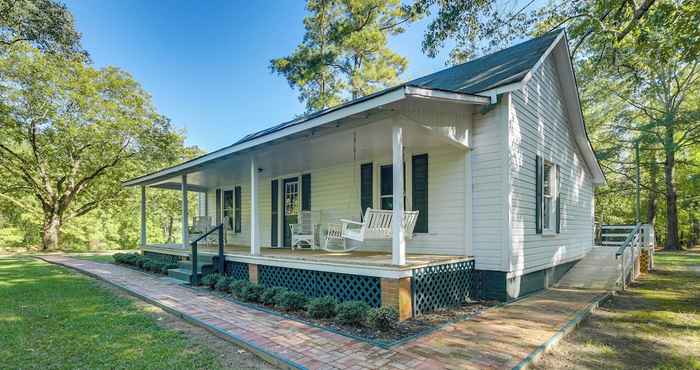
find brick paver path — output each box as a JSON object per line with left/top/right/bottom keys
{"left": 39, "top": 255, "right": 604, "bottom": 370}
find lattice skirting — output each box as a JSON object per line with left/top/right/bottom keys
{"left": 143, "top": 251, "right": 184, "bottom": 264}
{"left": 412, "top": 260, "right": 479, "bottom": 316}
{"left": 258, "top": 265, "right": 382, "bottom": 307}
{"left": 210, "top": 257, "right": 249, "bottom": 281}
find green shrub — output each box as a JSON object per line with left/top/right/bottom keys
{"left": 306, "top": 296, "right": 337, "bottom": 319}
{"left": 336, "top": 301, "right": 370, "bottom": 326}
{"left": 136, "top": 256, "right": 148, "bottom": 269}
{"left": 123, "top": 253, "right": 140, "bottom": 266}
{"left": 367, "top": 307, "right": 399, "bottom": 331}
{"left": 277, "top": 291, "right": 307, "bottom": 311}
{"left": 215, "top": 276, "right": 234, "bottom": 292}
{"left": 229, "top": 279, "right": 251, "bottom": 299}
{"left": 241, "top": 283, "right": 265, "bottom": 302}
{"left": 142, "top": 260, "right": 154, "bottom": 271}
{"left": 113, "top": 253, "right": 126, "bottom": 263}
{"left": 201, "top": 273, "right": 222, "bottom": 289}
{"left": 260, "top": 287, "right": 287, "bottom": 305}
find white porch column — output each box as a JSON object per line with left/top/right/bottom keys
{"left": 250, "top": 157, "right": 260, "bottom": 256}
{"left": 140, "top": 185, "right": 147, "bottom": 247}
{"left": 181, "top": 174, "right": 189, "bottom": 248}
{"left": 392, "top": 126, "right": 406, "bottom": 265}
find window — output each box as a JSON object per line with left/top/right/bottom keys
{"left": 379, "top": 164, "right": 406, "bottom": 210}
{"left": 223, "top": 190, "right": 234, "bottom": 231}
{"left": 543, "top": 162, "right": 553, "bottom": 231}
{"left": 222, "top": 187, "right": 242, "bottom": 233}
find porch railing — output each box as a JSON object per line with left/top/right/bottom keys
{"left": 190, "top": 223, "right": 224, "bottom": 285}
{"left": 615, "top": 223, "right": 642, "bottom": 289}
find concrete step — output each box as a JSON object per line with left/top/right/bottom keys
{"left": 167, "top": 268, "right": 201, "bottom": 284}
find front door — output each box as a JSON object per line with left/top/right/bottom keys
{"left": 283, "top": 177, "right": 299, "bottom": 247}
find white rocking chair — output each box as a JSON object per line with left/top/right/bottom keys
{"left": 323, "top": 208, "right": 419, "bottom": 252}
{"left": 290, "top": 211, "right": 317, "bottom": 250}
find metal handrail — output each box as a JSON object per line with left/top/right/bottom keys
{"left": 190, "top": 223, "right": 225, "bottom": 285}
{"left": 615, "top": 223, "right": 642, "bottom": 258}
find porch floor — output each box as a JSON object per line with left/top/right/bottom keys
{"left": 142, "top": 243, "right": 469, "bottom": 269}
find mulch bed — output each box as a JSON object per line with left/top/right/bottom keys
{"left": 193, "top": 285, "right": 496, "bottom": 347}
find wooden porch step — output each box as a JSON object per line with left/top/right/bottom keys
{"left": 167, "top": 268, "right": 202, "bottom": 284}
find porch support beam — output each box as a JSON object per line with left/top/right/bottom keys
{"left": 392, "top": 125, "right": 406, "bottom": 266}
{"left": 250, "top": 157, "right": 260, "bottom": 256}
{"left": 181, "top": 174, "right": 189, "bottom": 248}
{"left": 140, "top": 185, "right": 147, "bottom": 247}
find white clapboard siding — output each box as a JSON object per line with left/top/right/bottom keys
{"left": 470, "top": 101, "right": 509, "bottom": 271}
{"left": 507, "top": 55, "right": 595, "bottom": 276}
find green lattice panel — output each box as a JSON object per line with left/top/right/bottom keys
{"left": 412, "top": 260, "right": 478, "bottom": 316}
{"left": 258, "top": 265, "right": 381, "bottom": 307}
{"left": 143, "top": 251, "right": 182, "bottom": 264}
{"left": 316, "top": 271, "right": 381, "bottom": 307}
{"left": 227, "top": 261, "right": 249, "bottom": 281}
{"left": 258, "top": 265, "right": 316, "bottom": 296}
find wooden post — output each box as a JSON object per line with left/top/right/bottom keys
{"left": 140, "top": 185, "right": 147, "bottom": 247}
{"left": 392, "top": 125, "right": 406, "bottom": 266}
{"left": 250, "top": 158, "right": 260, "bottom": 256}
{"left": 182, "top": 174, "right": 189, "bottom": 248}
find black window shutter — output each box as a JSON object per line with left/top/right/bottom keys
{"left": 556, "top": 164, "right": 561, "bottom": 234}
{"left": 215, "top": 188, "right": 222, "bottom": 225}
{"left": 535, "top": 155, "right": 543, "bottom": 234}
{"left": 412, "top": 154, "right": 429, "bottom": 233}
{"left": 271, "top": 180, "right": 278, "bottom": 247}
{"left": 301, "top": 173, "right": 311, "bottom": 211}
{"left": 234, "top": 186, "right": 242, "bottom": 233}
{"left": 360, "top": 163, "right": 373, "bottom": 218}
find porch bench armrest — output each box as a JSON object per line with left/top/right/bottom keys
{"left": 339, "top": 219, "right": 363, "bottom": 226}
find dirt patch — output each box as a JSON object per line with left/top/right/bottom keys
{"left": 96, "top": 281, "right": 278, "bottom": 370}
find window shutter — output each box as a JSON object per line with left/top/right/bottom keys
{"left": 556, "top": 164, "right": 561, "bottom": 234}
{"left": 535, "top": 155, "right": 543, "bottom": 234}
{"left": 271, "top": 180, "right": 278, "bottom": 247}
{"left": 360, "top": 163, "right": 373, "bottom": 218}
{"left": 215, "top": 188, "right": 222, "bottom": 225}
{"left": 301, "top": 173, "right": 311, "bottom": 211}
{"left": 234, "top": 186, "right": 242, "bottom": 233}
{"left": 412, "top": 154, "right": 429, "bottom": 233}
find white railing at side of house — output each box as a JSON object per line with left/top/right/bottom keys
{"left": 615, "top": 223, "right": 643, "bottom": 290}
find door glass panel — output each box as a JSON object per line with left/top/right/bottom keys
{"left": 285, "top": 181, "right": 299, "bottom": 216}
{"left": 223, "top": 190, "right": 234, "bottom": 230}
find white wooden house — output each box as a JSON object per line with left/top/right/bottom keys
{"left": 124, "top": 30, "right": 605, "bottom": 318}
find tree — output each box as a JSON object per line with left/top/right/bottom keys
{"left": 0, "top": 0, "right": 84, "bottom": 56}
{"left": 0, "top": 45, "right": 189, "bottom": 249}
{"left": 414, "top": 0, "right": 658, "bottom": 64}
{"left": 271, "top": 0, "right": 415, "bottom": 112}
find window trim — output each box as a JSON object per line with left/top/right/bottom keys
{"left": 541, "top": 160, "right": 557, "bottom": 234}
{"left": 221, "top": 186, "right": 242, "bottom": 234}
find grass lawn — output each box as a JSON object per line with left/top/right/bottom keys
{"left": 67, "top": 251, "right": 126, "bottom": 263}
{"left": 535, "top": 247, "right": 700, "bottom": 370}
{"left": 0, "top": 257, "right": 273, "bottom": 369}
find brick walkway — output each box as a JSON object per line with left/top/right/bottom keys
{"left": 39, "top": 255, "right": 604, "bottom": 370}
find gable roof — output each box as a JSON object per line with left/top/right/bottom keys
{"left": 124, "top": 30, "right": 604, "bottom": 187}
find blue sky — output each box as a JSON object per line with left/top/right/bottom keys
{"left": 62, "top": 1, "right": 501, "bottom": 152}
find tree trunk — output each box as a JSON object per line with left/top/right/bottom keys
{"left": 166, "top": 216, "right": 174, "bottom": 243}
{"left": 663, "top": 129, "right": 680, "bottom": 250}
{"left": 646, "top": 155, "right": 657, "bottom": 226}
{"left": 42, "top": 214, "right": 62, "bottom": 250}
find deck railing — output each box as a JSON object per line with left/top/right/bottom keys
{"left": 189, "top": 223, "right": 224, "bottom": 285}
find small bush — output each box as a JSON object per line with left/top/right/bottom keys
{"left": 277, "top": 291, "right": 307, "bottom": 311}
{"left": 215, "top": 276, "right": 234, "bottom": 292}
{"left": 367, "top": 307, "right": 399, "bottom": 331}
{"left": 260, "top": 287, "right": 286, "bottom": 305}
{"left": 124, "top": 253, "right": 140, "bottom": 266}
{"left": 113, "top": 253, "right": 126, "bottom": 263}
{"left": 229, "top": 279, "right": 251, "bottom": 299}
{"left": 306, "top": 296, "right": 337, "bottom": 319}
{"left": 142, "top": 260, "right": 154, "bottom": 271}
{"left": 336, "top": 301, "right": 370, "bottom": 326}
{"left": 201, "top": 273, "right": 222, "bottom": 289}
{"left": 136, "top": 256, "right": 148, "bottom": 269}
{"left": 241, "top": 283, "right": 265, "bottom": 302}
{"left": 152, "top": 261, "right": 166, "bottom": 273}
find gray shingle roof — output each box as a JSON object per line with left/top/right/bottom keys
{"left": 235, "top": 30, "right": 562, "bottom": 146}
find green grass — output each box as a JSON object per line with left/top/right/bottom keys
{"left": 68, "top": 253, "right": 119, "bottom": 264}
{"left": 535, "top": 247, "right": 700, "bottom": 369}
{"left": 0, "top": 257, "right": 222, "bottom": 369}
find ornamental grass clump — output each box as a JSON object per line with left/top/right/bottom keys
{"left": 277, "top": 291, "right": 307, "bottom": 311}
{"left": 367, "top": 307, "right": 399, "bottom": 331}
{"left": 335, "top": 301, "right": 370, "bottom": 326}
{"left": 306, "top": 296, "right": 337, "bottom": 319}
